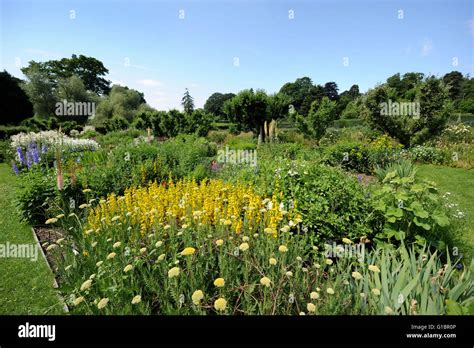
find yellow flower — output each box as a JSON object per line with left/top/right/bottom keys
{"left": 168, "top": 267, "right": 180, "bottom": 278}
{"left": 242, "top": 236, "right": 249, "bottom": 242}
{"left": 352, "top": 271, "right": 363, "bottom": 280}
{"left": 80, "top": 279, "right": 92, "bottom": 291}
{"left": 97, "top": 298, "right": 109, "bottom": 309}
{"left": 56, "top": 214, "right": 65, "bottom": 219}
{"left": 260, "top": 277, "right": 271, "bottom": 287}
{"left": 140, "top": 247, "right": 147, "bottom": 254}
{"left": 155, "top": 241, "right": 163, "bottom": 248}
{"left": 214, "top": 298, "right": 227, "bottom": 311}
{"left": 181, "top": 247, "right": 196, "bottom": 256}
{"left": 82, "top": 188, "right": 92, "bottom": 193}
{"left": 307, "top": 303, "right": 316, "bottom": 313}
{"left": 371, "top": 288, "right": 381, "bottom": 296}
{"left": 285, "top": 271, "right": 293, "bottom": 277}
{"left": 215, "top": 239, "right": 224, "bottom": 247}
{"left": 239, "top": 243, "right": 249, "bottom": 252}
{"left": 368, "top": 264, "right": 380, "bottom": 273}
{"left": 269, "top": 258, "right": 277, "bottom": 265}
{"left": 85, "top": 229, "right": 94, "bottom": 235}
{"left": 326, "top": 288, "right": 335, "bottom": 295}
{"left": 158, "top": 253, "right": 165, "bottom": 261}
{"left": 325, "top": 259, "right": 333, "bottom": 265}
{"left": 223, "top": 220, "right": 232, "bottom": 226}
{"left": 278, "top": 245, "right": 288, "bottom": 253}
{"left": 73, "top": 296, "right": 84, "bottom": 306}
{"left": 191, "top": 290, "right": 204, "bottom": 305}
{"left": 164, "top": 224, "right": 171, "bottom": 230}
{"left": 384, "top": 306, "right": 394, "bottom": 314}
{"left": 264, "top": 227, "right": 274, "bottom": 234}
{"left": 96, "top": 261, "right": 103, "bottom": 267}
{"left": 46, "top": 244, "right": 58, "bottom": 251}
{"left": 342, "top": 238, "right": 352, "bottom": 244}
{"left": 123, "top": 264, "right": 133, "bottom": 273}
{"left": 111, "top": 215, "right": 120, "bottom": 222}
{"left": 45, "top": 218, "right": 58, "bottom": 224}
{"left": 214, "top": 278, "right": 225, "bottom": 287}
{"left": 107, "top": 252, "right": 116, "bottom": 260}
{"left": 280, "top": 225, "right": 290, "bottom": 233}
{"left": 113, "top": 241, "right": 121, "bottom": 248}
{"left": 310, "top": 291, "right": 319, "bottom": 300}
{"left": 131, "top": 295, "right": 142, "bottom": 304}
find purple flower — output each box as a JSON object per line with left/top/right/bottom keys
{"left": 28, "top": 143, "right": 40, "bottom": 164}
{"left": 16, "top": 146, "right": 26, "bottom": 166}
{"left": 357, "top": 175, "right": 363, "bottom": 183}
{"left": 11, "top": 162, "right": 19, "bottom": 175}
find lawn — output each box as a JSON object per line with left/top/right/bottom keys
{"left": 0, "top": 163, "right": 64, "bottom": 314}
{"left": 417, "top": 164, "right": 474, "bottom": 261}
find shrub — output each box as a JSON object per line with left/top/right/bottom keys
{"left": 407, "top": 145, "right": 449, "bottom": 165}
{"left": 0, "top": 125, "right": 30, "bottom": 140}
{"left": 207, "top": 130, "right": 228, "bottom": 144}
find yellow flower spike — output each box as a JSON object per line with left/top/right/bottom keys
{"left": 97, "top": 298, "right": 109, "bottom": 309}
{"left": 131, "top": 295, "right": 142, "bottom": 304}
{"left": 368, "top": 265, "right": 381, "bottom": 273}
{"left": 278, "top": 245, "right": 288, "bottom": 253}
{"left": 213, "top": 278, "right": 225, "bottom": 287}
{"left": 307, "top": 303, "right": 316, "bottom": 313}
{"left": 260, "top": 277, "right": 271, "bottom": 287}
{"left": 168, "top": 267, "right": 180, "bottom": 278}
{"left": 214, "top": 298, "right": 227, "bottom": 311}
{"left": 181, "top": 247, "right": 196, "bottom": 256}
{"left": 191, "top": 290, "right": 204, "bottom": 305}
{"left": 80, "top": 279, "right": 92, "bottom": 291}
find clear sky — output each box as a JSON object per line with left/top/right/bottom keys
{"left": 1, "top": 0, "right": 473, "bottom": 110}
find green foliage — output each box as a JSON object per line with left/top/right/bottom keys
{"left": 181, "top": 88, "right": 195, "bottom": 115}
{"left": 296, "top": 97, "right": 337, "bottom": 141}
{"left": 15, "top": 168, "right": 57, "bottom": 225}
{"left": 0, "top": 140, "right": 12, "bottom": 162}
{"left": 204, "top": 92, "right": 235, "bottom": 118}
{"left": 275, "top": 161, "right": 379, "bottom": 244}
{"left": 104, "top": 116, "right": 130, "bottom": 132}
{"left": 364, "top": 77, "right": 452, "bottom": 147}
{"left": 0, "top": 125, "right": 30, "bottom": 140}
{"left": 372, "top": 171, "right": 456, "bottom": 249}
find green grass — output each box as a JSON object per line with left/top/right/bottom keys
{"left": 0, "top": 163, "right": 64, "bottom": 314}
{"left": 417, "top": 164, "right": 474, "bottom": 261}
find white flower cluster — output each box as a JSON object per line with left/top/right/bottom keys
{"left": 10, "top": 130, "right": 99, "bottom": 152}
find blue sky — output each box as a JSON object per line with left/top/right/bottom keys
{"left": 1, "top": 0, "right": 473, "bottom": 110}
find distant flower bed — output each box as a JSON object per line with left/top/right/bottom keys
{"left": 10, "top": 130, "right": 99, "bottom": 171}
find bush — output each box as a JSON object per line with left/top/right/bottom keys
{"left": 207, "top": 130, "right": 228, "bottom": 144}
{"left": 0, "top": 140, "right": 12, "bottom": 163}
{"left": 0, "top": 125, "right": 30, "bottom": 140}
{"left": 407, "top": 145, "right": 449, "bottom": 165}
{"left": 104, "top": 116, "right": 129, "bottom": 132}
{"left": 15, "top": 169, "right": 58, "bottom": 225}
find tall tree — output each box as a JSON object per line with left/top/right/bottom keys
{"left": 21, "top": 63, "right": 58, "bottom": 118}
{"left": 0, "top": 70, "right": 33, "bottom": 125}
{"left": 443, "top": 71, "right": 464, "bottom": 100}
{"left": 181, "top": 88, "right": 195, "bottom": 115}
{"left": 22, "top": 54, "right": 110, "bottom": 95}
{"left": 296, "top": 97, "right": 337, "bottom": 142}
{"left": 223, "top": 89, "right": 269, "bottom": 143}
{"left": 323, "top": 82, "right": 339, "bottom": 101}
{"left": 279, "top": 77, "right": 324, "bottom": 116}
{"left": 204, "top": 92, "right": 236, "bottom": 118}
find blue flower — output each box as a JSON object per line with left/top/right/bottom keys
{"left": 16, "top": 146, "right": 26, "bottom": 166}
{"left": 11, "top": 162, "right": 19, "bottom": 175}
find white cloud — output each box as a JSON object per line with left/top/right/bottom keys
{"left": 469, "top": 19, "right": 474, "bottom": 35}
{"left": 421, "top": 39, "right": 433, "bottom": 56}
{"left": 137, "top": 79, "right": 162, "bottom": 87}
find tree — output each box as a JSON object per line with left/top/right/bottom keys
{"left": 94, "top": 85, "right": 148, "bottom": 125}
{"left": 223, "top": 89, "right": 269, "bottom": 143}
{"left": 21, "top": 62, "right": 58, "bottom": 118}
{"left": 181, "top": 88, "right": 195, "bottom": 115}
{"left": 443, "top": 71, "right": 464, "bottom": 100}
{"left": 22, "top": 54, "right": 110, "bottom": 95}
{"left": 0, "top": 70, "right": 33, "bottom": 125}
{"left": 364, "top": 77, "right": 451, "bottom": 146}
{"left": 324, "top": 82, "right": 339, "bottom": 101}
{"left": 279, "top": 77, "right": 325, "bottom": 116}
{"left": 204, "top": 92, "right": 236, "bottom": 118}
{"left": 267, "top": 93, "right": 290, "bottom": 136}
{"left": 296, "top": 97, "right": 336, "bottom": 142}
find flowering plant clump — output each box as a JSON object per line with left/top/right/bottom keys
{"left": 85, "top": 178, "right": 300, "bottom": 237}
